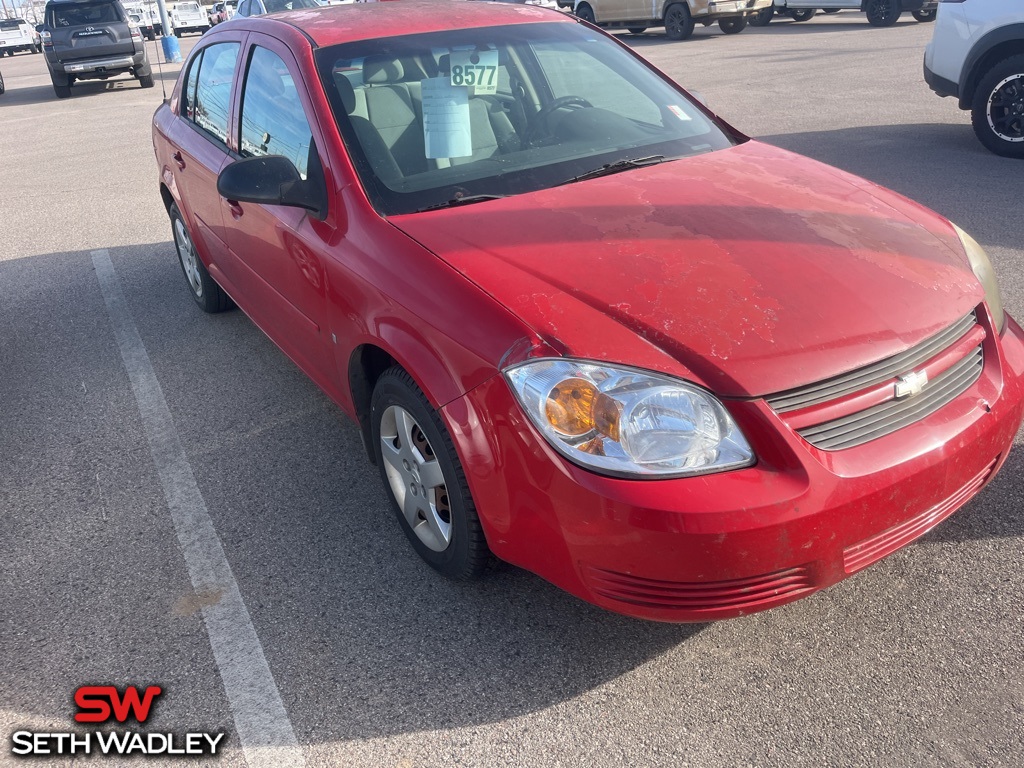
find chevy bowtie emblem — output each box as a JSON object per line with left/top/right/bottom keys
{"left": 895, "top": 370, "right": 928, "bottom": 399}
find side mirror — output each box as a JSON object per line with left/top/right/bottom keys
{"left": 217, "top": 155, "right": 326, "bottom": 220}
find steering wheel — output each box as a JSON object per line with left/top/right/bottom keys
{"left": 525, "top": 95, "right": 594, "bottom": 145}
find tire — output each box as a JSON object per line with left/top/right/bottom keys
{"left": 718, "top": 17, "right": 748, "bottom": 34}
{"left": 169, "top": 202, "right": 233, "bottom": 312}
{"left": 0, "top": 72, "right": 5, "bottom": 95}
{"left": 371, "top": 368, "right": 490, "bottom": 580}
{"left": 790, "top": 9, "right": 816, "bottom": 22}
{"left": 138, "top": 72, "right": 154, "bottom": 88}
{"left": 146, "top": 29, "right": 156, "bottom": 41}
{"left": 664, "top": 3, "right": 695, "bottom": 41}
{"left": 34, "top": 44, "right": 42, "bottom": 54}
{"left": 866, "top": 0, "right": 900, "bottom": 27}
{"left": 749, "top": 7, "right": 774, "bottom": 26}
{"left": 174, "top": 29, "right": 182, "bottom": 38}
{"left": 628, "top": 27, "right": 648, "bottom": 34}
{"left": 971, "top": 55, "right": 1024, "bottom": 159}
{"left": 912, "top": 9, "right": 936, "bottom": 22}
{"left": 575, "top": 3, "right": 596, "bottom": 24}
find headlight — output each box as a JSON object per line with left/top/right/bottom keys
{"left": 953, "top": 224, "right": 1005, "bottom": 333}
{"left": 504, "top": 359, "right": 755, "bottom": 478}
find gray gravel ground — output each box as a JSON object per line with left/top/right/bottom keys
{"left": 1, "top": 13, "right": 1023, "bottom": 768}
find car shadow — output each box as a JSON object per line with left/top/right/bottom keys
{"left": 0, "top": 78, "right": 154, "bottom": 106}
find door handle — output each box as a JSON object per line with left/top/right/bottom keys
{"left": 226, "top": 199, "right": 243, "bottom": 219}
{"left": 172, "top": 151, "right": 186, "bottom": 170}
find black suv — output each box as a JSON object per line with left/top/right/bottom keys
{"left": 42, "top": 0, "right": 153, "bottom": 99}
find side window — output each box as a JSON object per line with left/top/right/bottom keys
{"left": 192, "top": 42, "right": 239, "bottom": 146}
{"left": 181, "top": 50, "right": 202, "bottom": 121}
{"left": 237, "top": 0, "right": 251, "bottom": 16}
{"left": 239, "top": 46, "right": 314, "bottom": 179}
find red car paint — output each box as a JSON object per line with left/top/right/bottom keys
{"left": 152, "top": 2, "right": 1024, "bottom": 621}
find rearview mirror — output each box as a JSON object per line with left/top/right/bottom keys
{"left": 217, "top": 156, "right": 326, "bottom": 220}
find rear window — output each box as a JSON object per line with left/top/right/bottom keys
{"left": 0, "top": 19, "right": 23, "bottom": 30}
{"left": 47, "top": 2, "right": 123, "bottom": 27}
{"left": 176, "top": 2, "right": 201, "bottom": 10}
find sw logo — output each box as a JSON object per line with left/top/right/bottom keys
{"left": 9, "top": 684, "right": 225, "bottom": 757}
{"left": 74, "top": 684, "right": 162, "bottom": 723}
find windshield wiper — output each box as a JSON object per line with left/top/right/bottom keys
{"left": 558, "top": 155, "right": 668, "bottom": 186}
{"left": 416, "top": 194, "right": 507, "bottom": 213}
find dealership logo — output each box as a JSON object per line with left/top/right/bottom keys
{"left": 10, "top": 685, "right": 225, "bottom": 757}
{"left": 895, "top": 370, "right": 928, "bottom": 399}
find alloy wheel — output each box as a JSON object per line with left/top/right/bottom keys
{"left": 379, "top": 405, "right": 453, "bottom": 553}
{"left": 988, "top": 74, "right": 1024, "bottom": 143}
{"left": 173, "top": 217, "right": 203, "bottom": 298}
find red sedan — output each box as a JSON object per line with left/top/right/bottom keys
{"left": 152, "top": 1, "right": 1024, "bottom": 622}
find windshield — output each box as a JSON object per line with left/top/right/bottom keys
{"left": 316, "top": 22, "right": 735, "bottom": 215}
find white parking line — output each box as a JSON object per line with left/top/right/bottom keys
{"left": 91, "top": 249, "right": 306, "bottom": 768}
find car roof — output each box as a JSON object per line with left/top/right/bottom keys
{"left": 262, "top": 1, "right": 570, "bottom": 48}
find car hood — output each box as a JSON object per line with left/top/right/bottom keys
{"left": 389, "top": 141, "right": 982, "bottom": 397}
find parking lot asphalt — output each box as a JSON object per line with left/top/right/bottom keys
{"left": 1, "top": 13, "right": 1023, "bottom": 768}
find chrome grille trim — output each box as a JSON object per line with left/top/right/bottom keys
{"left": 766, "top": 313, "right": 977, "bottom": 413}
{"left": 797, "top": 344, "right": 983, "bottom": 450}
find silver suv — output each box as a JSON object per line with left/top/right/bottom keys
{"left": 42, "top": 0, "right": 153, "bottom": 99}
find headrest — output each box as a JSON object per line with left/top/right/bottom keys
{"left": 363, "top": 56, "right": 404, "bottom": 84}
{"left": 333, "top": 72, "right": 356, "bottom": 115}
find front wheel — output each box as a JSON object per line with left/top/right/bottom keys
{"left": 371, "top": 368, "right": 491, "bottom": 580}
{"left": 866, "top": 0, "right": 901, "bottom": 27}
{"left": 664, "top": 3, "right": 695, "bottom": 41}
{"left": 912, "top": 9, "right": 936, "bottom": 22}
{"left": 575, "top": 3, "right": 596, "bottom": 24}
{"left": 971, "top": 55, "right": 1024, "bottom": 159}
{"left": 790, "top": 9, "right": 816, "bottom": 22}
{"left": 718, "top": 17, "right": 748, "bottom": 34}
{"left": 169, "top": 202, "right": 233, "bottom": 312}
{"left": 749, "top": 7, "right": 773, "bottom": 26}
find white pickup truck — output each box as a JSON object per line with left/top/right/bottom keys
{"left": 571, "top": 1, "right": 774, "bottom": 40}
{"left": 751, "top": 1, "right": 938, "bottom": 27}
{"left": 0, "top": 18, "right": 41, "bottom": 56}
{"left": 170, "top": 1, "right": 212, "bottom": 37}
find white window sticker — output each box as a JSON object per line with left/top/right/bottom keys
{"left": 667, "top": 105, "right": 692, "bottom": 121}
{"left": 449, "top": 49, "right": 499, "bottom": 95}
{"left": 421, "top": 77, "right": 473, "bottom": 159}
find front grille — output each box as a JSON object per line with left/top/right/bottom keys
{"left": 583, "top": 565, "right": 815, "bottom": 612}
{"left": 767, "top": 313, "right": 976, "bottom": 413}
{"left": 766, "top": 313, "right": 984, "bottom": 451}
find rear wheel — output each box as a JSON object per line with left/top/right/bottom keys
{"left": 866, "top": 0, "right": 901, "bottom": 27}
{"left": 138, "top": 72, "right": 154, "bottom": 88}
{"left": 749, "top": 7, "right": 774, "bottom": 26}
{"left": 971, "top": 55, "right": 1024, "bottom": 159}
{"left": 169, "top": 202, "right": 233, "bottom": 313}
{"left": 145, "top": 29, "right": 156, "bottom": 41}
{"left": 371, "top": 368, "right": 491, "bottom": 580}
{"left": 718, "top": 17, "right": 748, "bottom": 34}
{"left": 575, "top": 3, "right": 596, "bottom": 24}
{"left": 790, "top": 9, "right": 816, "bottom": 22}
{"left": 664, "top": 3, "right": 695, "bottom": 41}
{"left": 912, "top": 9, "right": 936, "bottom": 22}
{"left": 0, "top": 72, "right": 5, "bottom": 95}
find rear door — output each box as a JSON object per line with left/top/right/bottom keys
{"left": 167, "top": 37, "right": 244, "bottom": 276}
{"left": 45, "top": 1, "right": 134, "bottom": 63}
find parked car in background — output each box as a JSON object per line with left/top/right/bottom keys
{"left": 925, "top": 0, "right": 1024, "bottom": 158}
{"left": 751, "top": 1, "right": 936, "bottom": 27}
{"left": 42, "top": 0, "right": 154, "bottom": 98}
{"left": 0, "top": 68, "right": 5, "bottom": 94}
{"left": 234, "top": 0, "right": 320, "bottom": 18}
{"left": 573, "top": 0, "right": 774, "bottom": 39}
{"left": 124, "top": 2, "right": 163, "bottom": 39}
{"left": 170, "top": 1, "right": 211, "bottom": 36}
{"left": 154, "top": 2, "right": 1024, "bottom": 623}
{"left": 0, "top": 18, "right": 42, "bottom": 56}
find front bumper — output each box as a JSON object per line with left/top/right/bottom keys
{"left": 924, "top": 56, "right": 959, "bottom": 99}
{"left": 444, "top": 311, "right": 1024, "bottom": 622}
